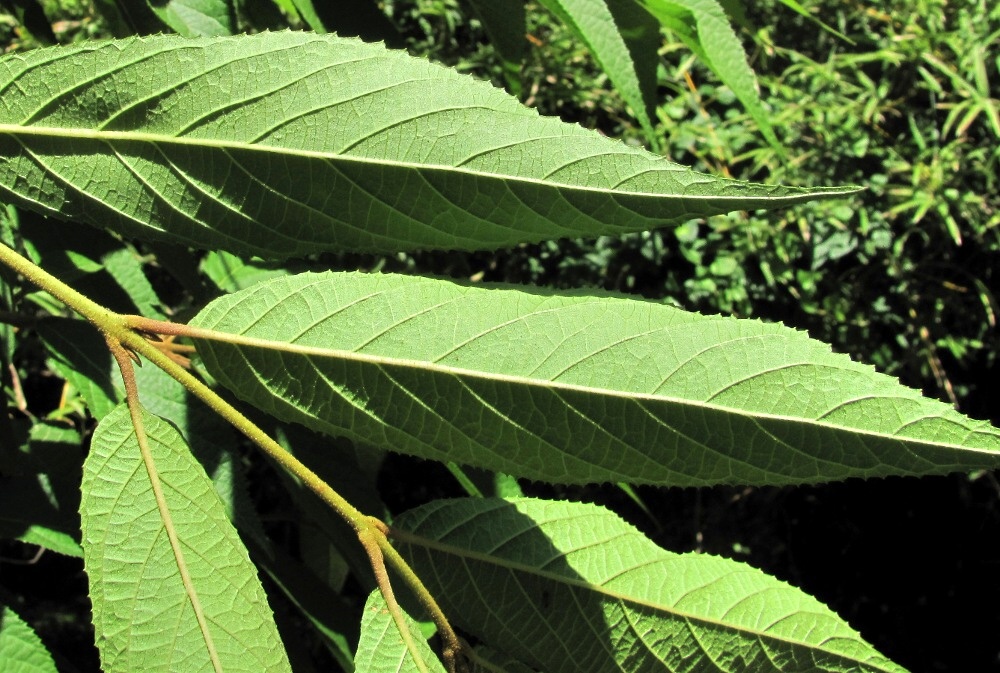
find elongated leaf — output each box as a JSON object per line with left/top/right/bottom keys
{"left": 639, "top": 0, "right": 783, "bottom": 153}
{"left": 394, "top": 497, "right": 904, "bottom": 673}
{"left": 192, "top": 271, "right": 1000, "bottom": 486}
{"left": 355, "top": 591, "right": 444, "bottom": 673}
{"left": 538, "top": 0, "right": 660, "bottom": 146}
{"left": 0, "top": 604, "right": 58, "bottom": 673}
{"left": 0, "top": 32, "right": 851, "bottom": 258}
{"left": 82, "top": 404, "right": 291, "bottom": 673}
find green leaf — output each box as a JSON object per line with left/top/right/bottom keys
{"left": 638, "top": 0, "right": 784, "bottom": 154}
{"left": 0, "top": 603, "right": 58, "bottom": 673}
{"left": 289, "top": 0, "right": 403, "bottom": 46}
{"left": 82, "top": 404, "right": 291, "bottom": 673}
{"left": 192, "top": 271, "right": 1000, "bottom": 486}
{"left": 0, "top": 32, "right": 851, "bottom": 258}
{"left": 0, "top": 421, "right": 83, "bottom": 557}
{"left": 355, "top": 591, "right": 445, "bottom": 673}
{"left": 394, "top": 497, "right": 905, "bottom": 673}
{"left": 149, "top": 0, "right": 235, "bottom": 37}
{"left": 537, "top": 0, "right": 661, "bottom": 147}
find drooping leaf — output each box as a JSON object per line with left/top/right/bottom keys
{"left": 82, "top": 404, "right": 291, "bottom": 673}
{"left": 192, "top": 271, "right": 1000, "bottom": 487}
{"left": 0, "top": 604, "right": 58, "bottom": 673}
{"left": 638, "top": 0, "right": 784, "bottom": 153}
{"left": 537, "top": 0, "right": 661, "bottom": 147}
{"left": 148, "top": 0, "right": 235, "bottom": 37}
{"left": 355, "top": 591, "right": 445, "bottom": 673}
{"left": 0, "top": 32, "right": 852, "bottom": 258}
{"left": 393, "top": 497, "right": 905, "bottom": 673}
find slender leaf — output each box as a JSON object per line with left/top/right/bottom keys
{"left": 537, "top": 0, "right": 660, "bottom": 147}
{"left": 82, "top": 404, "right": 291, "bottom": 673}
{"left": 638, "top": 0, "right": 783, "bottom": 153}
{"left": 355, "top": 591, "right": 444, "bottom": 673}
{"left": 0, "top": 32, "right": 852, "bottom": 258}
{"left": 394, "top": 497, "right": 905, "bottom": 673}
{"left": 192, "top": 271, "right": 1000, "bottom": 487}
{"left": 0, "top": 604, "right": 58, "bottom": 673}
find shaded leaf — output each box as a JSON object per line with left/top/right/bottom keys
{"left": 290, "top": 0, "right": 403, "bottom": 46}
{"left": 0, "top": 32, "right": 852, "bottom": 258}
{"left": 464, "top": 0, "right": 526, "bottom": 93}
{"left": 192, "top": 271, "right": 1000, "bottom": 486}
{"left": 355, "top": 591, "right": 444, "bottom": 673}
{"left": 0, "top": 421, "right": 83, "bottom": 557}
{"left": 82, "top": 404, "right": 291, "bottom": 673}
{"left": 394, "top": 497, "right": 905, "bottom": 673}
{"left": 0, "top": 604, "right": 58, "bottom": 673}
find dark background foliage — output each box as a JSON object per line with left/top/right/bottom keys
{"left": 1, "top": 0, "right": 998, "bottom": 671}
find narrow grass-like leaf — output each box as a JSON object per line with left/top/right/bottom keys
{"left": 192, "top": 272, "right": 1000, "bottom": 486}
{"left": 0, "top": 32, "right": 851, "bottom": 258}
{"left": 393, "top": 497, "right": 905, "bottom": 673}
{"left": 355, "top": 591, "right": 444, "bottom": 673}
{"left": 82, "top": 404, "right": 290, "bottom": 673}
{"left": 538, "top": 0, "right": 660, "bottom": 147}
{"left": 0, "top": 604, "right": 58, "bottom": 673}
{"left": 639, "top": 0, "right": 783, "bottom": 153}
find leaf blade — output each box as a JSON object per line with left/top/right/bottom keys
{"left": 82, "top": 404, "right": 291, "bottom": 673}
{"left": 0, "top": 32, "right": 851, "bottom": 257}
{"left": 393, "top": 497, "right": 906, "bottom": 673}
{"left": 191, "top": 272, "right": 1000, "bottom": 487}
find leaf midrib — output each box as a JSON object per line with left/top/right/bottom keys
{"left": 0, "top": 123, "right": 856, "bottom": 202}
{"left": 188, "top": 324, "right": 997, "bottom": 455}
{"left": 390, "top": 527, "right": 898, "bottom": 672}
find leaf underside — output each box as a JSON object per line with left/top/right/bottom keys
{"left": 81, "top": 404, "right": 290, "bottom": 673}
{"left": 0, "top": 32, "right": 854, "bottom": 258}
{"left": 192, "top": 272, "right": 1000, "bottom": 487}
{"left": 355, "top": 591, "right": 444, "bottom": 673}
{"left": 394, "top": 497, "right": 906, "bottom": 673}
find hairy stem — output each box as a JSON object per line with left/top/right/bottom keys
{"left": 0, "top": 241, "right": 464, "bottom": 672}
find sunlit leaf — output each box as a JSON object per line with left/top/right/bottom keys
{"left": 0, "top": 604, "right": 58, "bottom": 673}
{"left": 355, "top": 591, "right": 444, "bottom": 673}
{"left": 192, "top": 271, "right": 1000, "bottom": 486}
{"left": 82, "top": 404, "right": 291, "bottom": 673}
{"left": 0, "top": 33, "right": 852, "bottom": 258}
{"left": 394, "top": 497, "right": 905, "bottom": 673}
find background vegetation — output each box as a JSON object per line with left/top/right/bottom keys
{"left": 1, "top": 0, "right": 998, "bottom": 671}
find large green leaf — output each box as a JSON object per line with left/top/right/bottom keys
{"left": 0, "top": 604, "right": 58, "bottom": 673}
{"left": 192, "top": 271, "right": 1000, "bottom": 487}
{"left": 394, "top": 497, "right": 904, "bottom": 673}
{"left": 0, "top": 32, "right": 851, "bottom": 258}
{"left": 82, "top": 404, "right": 291, "bottom": 673}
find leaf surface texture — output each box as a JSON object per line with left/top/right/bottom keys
{"left": 394, "top": 497, "right": 906, "bottom": 673}
{"left": 0, "top": 32, "right": 851, "bottom": 257}
{"left": 192, "top": 272, "right": 1000, "bottom": 486}
{"left": 82, "top": 404, "right": 290, "bottom": 673}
